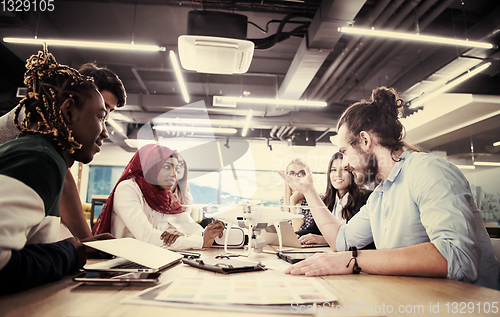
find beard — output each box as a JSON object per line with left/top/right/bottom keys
{"left": 353, "top": 148, "right": 379, "bottom": 185}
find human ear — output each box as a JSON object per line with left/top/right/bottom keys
{"left": 60, "top": 98, "right": 76, "bottom": 124}
{"left": 358, "top": 131, "right": 372, "bottom": 150}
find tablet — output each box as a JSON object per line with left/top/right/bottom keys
{"left": 277, "top": 251, "right": 325, "bottom": 264}
{"left": 73, "top": 271, "right": 161, "bottom": 284}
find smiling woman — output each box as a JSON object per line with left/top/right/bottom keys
{"left": 92, "top": 144, "right": 224, "bottom": 250}
{"left": 295, "top": 152, "right": 373, "bottom": 248}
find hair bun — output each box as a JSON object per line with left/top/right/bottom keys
{"left": 371, "top": 86, "right": 403, "bottom": 118}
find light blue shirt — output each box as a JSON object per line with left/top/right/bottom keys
{"left": 336, "top": 150, "right": 499, "bottom": 289}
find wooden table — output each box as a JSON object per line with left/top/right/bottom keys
{"left": 0, "top": 246, "right": 499, "bottom": 317}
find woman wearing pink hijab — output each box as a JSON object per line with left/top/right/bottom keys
{"left": 93, "top": 144, "right": 223, "bottom": 249}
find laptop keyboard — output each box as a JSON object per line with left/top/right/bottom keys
{"left": 111, "top": 261, "right": 150, "bottom": 270}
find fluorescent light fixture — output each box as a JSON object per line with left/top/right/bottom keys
{"left": 409, "top": 62, "right": 491, "bottom": 109}
{"left": 106, "top": 118, "right": 126, "bottom": 137}
{"left": 213, "top": 96, "right": 327, "bottom": 107}
{"left": 154, "top": 125, "right": 237, "bottom": 134}
{"left": 474, "top": 162, "right": 500, "bottom": 167}
{"left": 338, "top": 27, "right": 494, "bottom": 49}
{"left": 109, "top": 111, "right": 133, "bottom": 122}
{"left": 3, "top": 37, "right": 165, "bottom": 51}
{"left": 124, "top": 139, "right": 158, "bottom": 148}
{"left": 455, "top": 164, "right": 476, "bottom": 170}
{"left": 153, "top": 117, "right": 242, "bottom": 126}
{"left": 493, "top": 141, "right": 500, "bottom": 147}
{"left": 241, "top": 109, "right": 253, "bottom": 137}
{"left": 169, "top": 50, "right": 190, "bottom": 103}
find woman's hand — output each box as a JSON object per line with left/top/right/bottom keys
{"left": 298, "top": 233, "right": 327, "bottom": 245}
{"left": 161, "top": 224, "right": 185, "bottom": 247}
{"left": 278, "top": 167, "right": 315, "bottom": 196}
{"left": 289, "top": 190, "right": 305, "bottom": 205}
{"left": 202, "top": 219, "right": 225, "bottom": 248}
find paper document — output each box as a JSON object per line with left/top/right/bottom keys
{"left": 155, "top": 277, "right": 336, "bottom": 305}
{"left": 122, "top": 276, "right": 337, "bottom": 314}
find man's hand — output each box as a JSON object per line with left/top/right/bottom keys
{"left": 298, "top": 233, "right": 327, "bottom": 245}
{"left": 284, "top": 252, "right": 352, "bottom": 276}
{"left": 161, "top": 224, "right": 185, "bottom": 247}
{"left": 64, "top": 237, "right": 87, "bottom": 268}
{"left": 202, "top": 219, "right": 225, "bottom": 248}
{"left": 81, "top": 233, "right": 115, "bottom": 259}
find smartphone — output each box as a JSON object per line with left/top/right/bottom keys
{"left": 277, "top": 251, "right": 325, "bottom": 264}
{"left": 174, "top": 250, "right": 201, "bottom": 259}
{"left": 73, "top": 271, "right": 161, "bottom": 284}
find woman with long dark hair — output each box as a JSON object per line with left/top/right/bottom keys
{"left": 297, "top": 152, "right": 372, "bottom": 246}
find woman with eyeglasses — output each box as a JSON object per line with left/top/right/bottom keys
{"left": 171, "top": 153, "right": 193, "bottom": 215}
{"left": 297, "top": 152, "right": 373, "bottom": 247}
{"left": 93, "top": 144, "right": 224, "bottom": 250}
{"left": 281, "top": 158, "right": 313, "bottom": 231}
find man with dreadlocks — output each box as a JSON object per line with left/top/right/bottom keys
{"left": 0, "top": 47, "right": 110, "bottom": 294}
{"left": 0, "top": 62, "right": 126, "bottom": 241}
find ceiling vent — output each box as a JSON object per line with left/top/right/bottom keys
{"left": 178, "top": 11, "right": 254, "bottom": 74}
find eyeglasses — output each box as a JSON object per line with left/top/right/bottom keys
{"left": 287, "top": 170, "right": 306, "bottom": 178}
{"left": 174, "top": 165, "right": 183, "bottom": 173}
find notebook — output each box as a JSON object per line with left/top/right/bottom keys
{"left": 83, "top": 238, "right": 183, "bottom": 273}
{"left": 261, "top": 221, "right": 329, "bottom": 249}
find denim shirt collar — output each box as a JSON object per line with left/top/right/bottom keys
{"left": 385, "top": 149, "right": 411, "bottom": 183}
{"left": 373, "top": 150, "right": 411, "bottom": 193}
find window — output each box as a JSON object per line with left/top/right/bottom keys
{"left": 86, "top": 166, "right": 326, "bottom": 208}
{"left": 188, "top": 171, "right": 219, "bottom": 205}
{"left": 86, "top": 165, "right": 125, "bottom": 203}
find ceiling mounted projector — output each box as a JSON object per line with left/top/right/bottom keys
{"left": 178, "top": 11, "right": 254, "bottom": 74}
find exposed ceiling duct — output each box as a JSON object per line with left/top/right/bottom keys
{"left": 277, "top": 0, "right": 366, "bottom": 100}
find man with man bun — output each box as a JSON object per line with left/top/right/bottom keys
{"left": 280, "top": 86, "right": 499, "bottom": 290}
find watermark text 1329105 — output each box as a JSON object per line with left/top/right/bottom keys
{"left": 2, "top": 0, "right": 54, "bottom": 12}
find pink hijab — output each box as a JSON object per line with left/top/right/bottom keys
{"left": 92, "top": 144, "right": 185, "bottom": 235}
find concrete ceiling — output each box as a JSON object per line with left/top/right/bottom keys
{"left": 1, "top": 0, "right": 499, "bottom": 155}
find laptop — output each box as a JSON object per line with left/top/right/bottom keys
{"left": 83, "top": 238, "right": 183, "bottom": 273}
{"left": 262, "top": 221, "right": 329, "bottom": 249}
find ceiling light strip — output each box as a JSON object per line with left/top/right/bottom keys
{"left": 169, "top": 50, "right": 190, "bottom": 103}
{"left": 493, "top": 141, "right": 500, "bottom": 147}
{"left": 3, "top": 37, "right": 165, "bottom": 51}
{"left": 409, "top": 62, "right": 491, "bottom": 109}
{"left": 106, "top": 118, "right": 127, "bottom": 137}
{"left": 455, "top": 165, "right": 476, "bottom": 170}
{"left": 474, "top": 162, "right": 500, "bottom": 167}
{"left": 338, "top": 27, "right": 494, "bottom": 49}
{"left": 154, "top": 125, "right": 237, "bottom": 134}
{"left": 153, "top": 117, "right": 240, "bottom": 126}
{"left": 214, "top": 96, "right": 326, "bottom": 107}
{"left": 241, "top": 109, "right": 253, "bottom": 137}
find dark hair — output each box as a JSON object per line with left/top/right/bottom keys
{"left": 337, "top": 86, "right": 413, "bottom": 156}
{"left": 322, "top": 152, "right": 361, "bottom": 220}
{"left": 78, "top": 63, "right": 126, "bottom": 108}
{"left": 14, "top": 46, "right": 97, "bottom": 154}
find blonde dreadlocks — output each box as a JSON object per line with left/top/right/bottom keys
{"left": 14, "top": 45, "right": 96, "bottom": 154}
